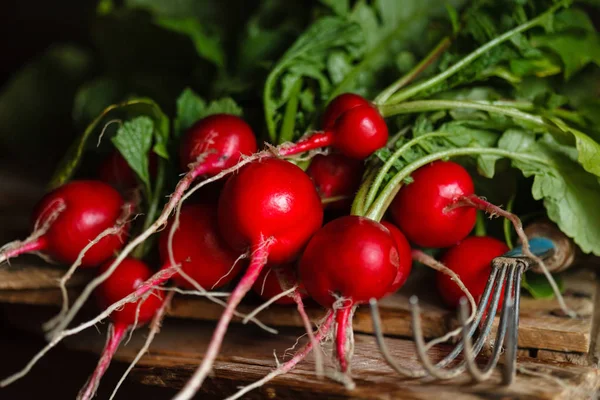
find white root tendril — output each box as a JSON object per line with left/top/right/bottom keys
{"left": 109, "top": 292, "right": 174, "bottom": 400}
{"left": 242, "top": 286, "right": 298, "bottom": 324}
{"left": 43, "top": 204, "right": 136, "bottom": 332}
{"left": 211, "top": 252, "right": 248, "bottom": 290}
{"left": 158, "top": 287, "right": 230, "bottom": 297}
{"left": 411, "top": 249, "right": 477, "bottom": 350}
{"left": 452, "top": 195, "right": 576, "bottom": 319}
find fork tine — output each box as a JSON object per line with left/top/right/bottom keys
{"left": 461, "top": 261, "right": 518, "bottom": 382}
{"left": 502, "top": 261, "right": 525, "bottom": 385}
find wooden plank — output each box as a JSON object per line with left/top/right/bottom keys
{"left": 0, "top": 261, "right": 93, "bottom": 290}
{"left": 0, "top": 266, "right": 596, "bottom": 353}
{"left": 57, "top": 318, "right": 600, "bottom": 400}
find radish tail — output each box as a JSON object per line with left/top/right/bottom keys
{"left": 109, "top": 292, "right": 173, "bottom": 400}
{"left": 77, "top": 323, "right": 127, "bottom": 400}
{"left": 277, "top": 131, "right": 334, "bottom": 157}
{"left": 335, "top": 306, "right": 352, "bottom": 373}
{"left": 225, "top": 310, "right": 335, "bottom": 400}
{"left": 292, "top": 290, "right": 323, "bottom": 378}
{"left": 173, "top": 237, "right": 274, "bottom": 400}
{"left": 0, "top": 236, "right": 48, "bottom": 264}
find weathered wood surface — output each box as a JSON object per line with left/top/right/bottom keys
{"left": 0, "top": 262, "right": 596, "bottom": 354}
{"left": 58, "top": 318, "right": 600, "bottom": 400}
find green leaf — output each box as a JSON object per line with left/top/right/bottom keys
{"left": 320, "top": 0, "right": 349, "bottom": 16}
{"left": 112, "top": 116, "right": 154, "bottom": 190}
{"left": 264, "top": 16, "right": 364, "bottom": 142}
{"left": 174, "top": 88, "right": 242, "bottom": 138}
{"left": 499, "top": 131, "right": 600, "bottom": 256}
{"left": 50, "top": 98, "right": 170, "bottom": 188}
{"left": 155, "top": 17, "right": 225, "bottom": 68}
{"left": 72, "top": 78, "right": 123, "bottom": 128}
{"left": 548, "top": 117, "right": 600, "bottom": 177}
{"left": 522, "top": 271, "right": 565, "bottom": 299}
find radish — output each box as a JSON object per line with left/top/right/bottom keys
{"left": 0, "top": 180, "right": 130, "bottom": 267}
{"left": 321, "top": 93, "right": 372, "bottom": 130}
{"left": 98, "top": 150, "right": 158, "bottom": 191}
{"left": 158, "top": 203, "right": 246, "bottom": 290}
{"left": 306, "top": 153, "right": 365, "bottom": 210}
{"left": 437, "top": 236, "right": 509, "bottom": 308}
{"left": 252, "top": 264, "right": 308, "bottom": 305}
{"left": 173, "top": 158, "right": 323, "bottom": 399}
{"left": 78, "top": 257, "right": 165, "bottom": 400}
{"left": 277, "top": 93, "right": 388, "bottom": 160}
{"left": 45, "top": 113, "right": 258, "bottom": 337}
{"left": 389, "top": 160, "right": 477, "bottom": 248}
{"left": 381, "top": 221, "right": 412, "bottom": 294}
{"left": 300, "top": 215, "right": 399, "bottom": 373}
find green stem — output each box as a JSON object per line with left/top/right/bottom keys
{"left": 379, "top": 99, "right": 564, "bottom": 136}
{"left": 132, "top": 156, "right": 167, "bottom": 259}
{"left": 374, "top": 37, "right": 452, "bottom": 105}
{"left": 364, "top": 147, "right": 549, "bottom": 222}
{"left": 383, "top": 3, "right": 565, "bottom": 106}
{"left": 475, "top": 211, "right": 487, "bottom": 236}
{"left": 363, "top": 131, "right": 453, "bottom": 212}
{"left": 263, "top": 63, "right": 286, "bottom": 142}
{"left": 279, "top": 78, "right": 302, "bottom": 144}
{"left": 503, "top": 194, "right": 516, "bottom": 249}
{"left": 350, "top": 169, "right": 377, "bottom": 217}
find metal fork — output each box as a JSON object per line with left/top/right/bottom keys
{"left": 370, "top": 232, "right": 571, "bottom": 384}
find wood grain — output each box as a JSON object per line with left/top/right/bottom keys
{"left": 59, "top": 318, "right": 600, "bottom": 400}
{"left": 0, "top": 264, "right": 596, "bottom": 354}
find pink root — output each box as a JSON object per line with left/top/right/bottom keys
{"left": 225, "top": 310, "right": 335, "bottom": 400}
{"left": 276, "top": 131, "right": 334, "bottom": 157}
{"left": 173, "top": 237, "right": 274, "bottom": 400}
{"left": 335, "top": 306, "right": 352, "bottom": 373}
{"left": 0, "top": 237, "right": 48, "bottom": 265}
{"left": 77, "top": 323, "right": 127, "bottom": 400}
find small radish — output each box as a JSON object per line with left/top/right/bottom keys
{"left": 390, "top": 160, "right": 477, "bottom": 248}
{"left": 98, "top": 150, "right": 158, "bottom": 190}
{"left": 252, "top": 264, "right": 308, "bottom": 306}
{"left": 158, "top": 203, "right": 245, "bottom": 290}
{"left": 179, "top": 113, "right": 257, "bottom": 173}
{"left": 278, "top": 93, "right": 388, "bottom": 160}
{"left": 173, "top": 158, "right": 323, "bottom": 399}
{"left": 321, "top": 93, "right": 372, "bottom": 130}
{"left": 78, "top": 257, "right": 165, "bottom": 400}
{"left": 381, "top": 221, "right": 412, "bottom": 294}
{"left": 0, "top": 180, "right": 129, "bottom": 267}
{"left": 306, "top": 153, "right": 364, "bottom": 210}
{"left": 300, "top": 215, "right": 399, "bottom": 373}
{"left": 437, "top": 236, "right": 509, "bottom": 308}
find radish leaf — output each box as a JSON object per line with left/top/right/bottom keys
{"left": 112, "top": 116, "right": 154, "bottom": 192}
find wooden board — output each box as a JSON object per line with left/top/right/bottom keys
{"left": 0, "top": 262, "right": 596, "bottom": 354}
{"left": 56, "top": 318, "right": 600, "bottom": 400}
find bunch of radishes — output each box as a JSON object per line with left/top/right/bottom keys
{"left": 0, "top": 91, "right": 544, "bottom": 399}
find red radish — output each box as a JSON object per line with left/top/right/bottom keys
{"left": 98, "top": 150, "right": 158, "bottom": 190}
{"left": 173, "top": 158, "right": 323, "bottom": 399}
{"left": 299, "top": 215, "right": 399, "bottom": 373}
{"left": 390, "top": 160, "right": 477, "bottom": 248}
{"left": 78, "top": 257, "right": 164, "bottom": 400}
{"left": 306, "top": 153, "right": 364, "bottom": 210}
{"left": 278, "top": 94, "right": 388, "bottom": 160}
{"left": 0, "top": 180, "right": 129, "bottom": 267}
{"left": 321, "top": 93, "right": 372, "bottom": 130}
{"left": 179, "top": 114, "right": 257, "bottom": 173}
{"left": 381, "top": 221, "right": 412, "bottom": 294}
{"left": 252, "top": 264, "right": 308, "bottom": 305}
{"left": 437, "top": 236, "right": 509, "bottom": 308}
{"left": 158, "top": 203, "right": 245, "bottom": 290}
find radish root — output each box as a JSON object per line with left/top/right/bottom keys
{"left": 242, "top": 286, "right": 298, "bottom": 324}
{"left": 77, "top": 323, "right": 128, "bottom": 400}
{"left": 109, "top": 291, "right": 174, "bottom": 400}
{"left": 450, "top": 195, "right": 576, "bottom": 318}
{"left": 173, "top": 237, "right": 275, "bottom": 400}
{"left": 411, "top": 249, "right": 477, "bottom": 350}
{"left": 225, "top": 310, "right": 335, "bottom": 400}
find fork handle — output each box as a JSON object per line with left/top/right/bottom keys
{"left": 523, "top": 219, "right": 577, "bottom": 273}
